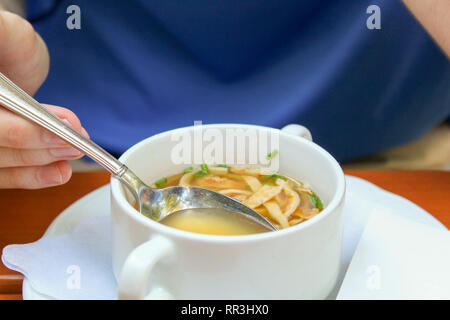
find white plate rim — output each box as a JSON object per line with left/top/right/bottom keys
{"left": 22, "top": 175, "right": 447, "bottom": 299}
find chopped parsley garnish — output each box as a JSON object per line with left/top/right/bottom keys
{"left": 155, "top": 177, "right": 167, "bottom": 187}
{"left": 194, "top": 171, "right": 206, "bottom": 178}
{"left": 266, "top": 150, "right": 279, "bottom": 160}
{"left": 245, "top": 185, "right": 251, "bottom": 190}
{"left": 262, "top": 174, "right": 286, "bottom": 181}
{"left": 200, "top": 163, "right": 210, "bottom": 174}
{"left": 194, "top": 163, "right": 210, "bottom": 178}
{"left": 309, "top": 194, "right": 323, "bottom": 210}
{"left": 183, "top": 167, "right": 193, "bottom": 173}
{"left": 217, "top": 164, "right": 227, "bottom": 168}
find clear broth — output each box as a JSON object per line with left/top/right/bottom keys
{"left": 138, "top": 165, "right": 323, "bottom": 235}
{"left": 160, "top": 208, "right": 271, "bottom": 236}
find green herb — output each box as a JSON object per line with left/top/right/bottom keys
{"left": 266, "top": 149, "right": 279, "bottom": 160}
{"left": 245, "top": 185, "right": 251, "bottom": 190}
{"left": 194, "top": 171, "right": 206, "bottom": 178}
{"left": 309, "top": 194, "right": 323, "bottom": 210}
{"left": 263, "top": 182, "right": 274, "bottom": 186}
{"left": 183, "top": 167, "right": 193, "bottom": 173}
{"left": 200, "top": 163, "right": 210, "bottom": 174}
{"left": 262, "top": 174, "right": 286, "bottom": 181}
{"left": 217, "top": 164, "right": 227, "bottom": 168}
{"left": 155, "top": 177, "right": 167, "bottom": 187}
{"left": 194, "top": 163, "right": 210, "bottom": 177}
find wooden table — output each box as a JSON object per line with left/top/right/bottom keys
{"left": 0, "top": 170, "right": 449, "bottom": 300}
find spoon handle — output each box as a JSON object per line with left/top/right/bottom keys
{"left": 0, "top": 72, "right": 127, "bottom": 177}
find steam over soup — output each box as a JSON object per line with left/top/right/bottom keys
{"left": 152, "top": 164, "right": 324, "bottom": 230}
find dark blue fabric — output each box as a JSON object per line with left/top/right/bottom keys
{"left": 28, "top": 0, "right": 450, "bottom": 161}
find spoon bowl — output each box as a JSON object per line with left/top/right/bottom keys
{"left": 120, "top": 169, "right": 276, "bottom": 230}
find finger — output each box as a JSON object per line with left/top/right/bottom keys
{"left": 0, "top": 160, "right": 72, "bottom": 189}
{"left": 0, "top": 11, "right": 49, "bottom": 95}
{"left": 44, "top": 104, "right": 84, "bottom": 135}
{"left": 0, "top": 10, "right": 37, "bottom": 60}
{"left": 0, "top": 146, "right": 83, "bottom": 168}
{"left": 0, "top": 104, "right": 88, "bottom": 149}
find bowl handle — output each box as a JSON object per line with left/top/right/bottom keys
{"left": 281, "top": 124, "right": 313, "bottom": 141}
{"left": 118, "top": 236, "right": 175, "bottom": 300}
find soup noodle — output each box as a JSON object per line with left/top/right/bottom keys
{"left": 152, "top": 165, "right": 324, "bottom": 230}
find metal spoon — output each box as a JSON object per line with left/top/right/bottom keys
{"left": 0, "top": 72, "right": 276, "bottom": 231}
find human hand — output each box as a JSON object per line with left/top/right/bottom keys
{"left": 0, "top": 9, "right": 87, "bottom": 189}
{"left": 0, "top": 104, "right": 88, "bottom": 189}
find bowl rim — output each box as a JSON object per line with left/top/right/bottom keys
{"left": 110, "top": 123, "right": 346, "bottom": 244}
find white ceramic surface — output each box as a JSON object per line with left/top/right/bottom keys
{"left": 110, "top": 124, "right": 345, "bottom": 299}
{"left": 22, "top": 176, "right": 446, "bottom": 300}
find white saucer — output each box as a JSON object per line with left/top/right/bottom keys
{"left": 22, "top": 176, "right": 446, "bottom": 300}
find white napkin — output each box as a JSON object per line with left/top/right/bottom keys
{"left": 2, "top": 215, "right": 117, "bottom": 299}
{"left": 337, "top": 211, "right": 450, "bottom": 300}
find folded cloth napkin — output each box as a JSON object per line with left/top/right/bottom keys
{"left": 337, "top": 211, "right": 450, "bottom": 300}
{"left": 2, "top": 215, "right": 117, "bottom": 299}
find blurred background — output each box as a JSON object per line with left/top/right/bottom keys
{"left": 22, "top": 0, "right": 450, "bottom": 171}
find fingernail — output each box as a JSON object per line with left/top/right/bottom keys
{"left": 37, "top": 165, "right": 63, "bottom": 185}
{"left": 49, "top": 147, "right": 82, "bottom": 158}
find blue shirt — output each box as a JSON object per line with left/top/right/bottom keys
{"left": 28, "top": 0, "right": 450, "bottom": 161}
